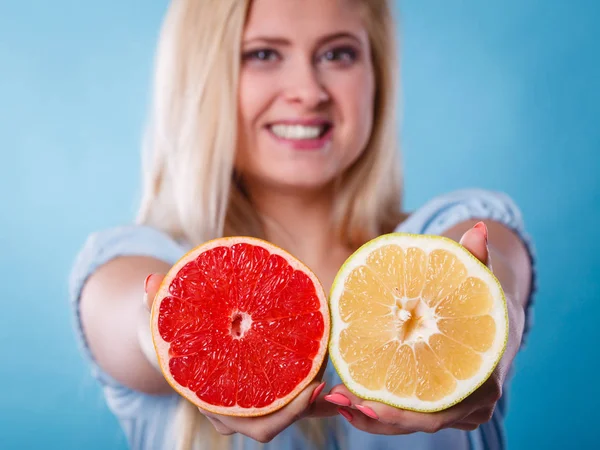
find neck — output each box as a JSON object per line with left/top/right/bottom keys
{"left": 246, "top": 182, "right": 342, "bottom": 268}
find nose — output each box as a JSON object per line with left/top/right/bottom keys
{"left": 282, "top": 62, "right": 330, "bottom": 108}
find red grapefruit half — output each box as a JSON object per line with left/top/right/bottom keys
{"left": 150, "top": 236, "right": 330, "bottom": 417}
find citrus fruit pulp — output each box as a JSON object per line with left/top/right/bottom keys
{"left": 150, "top": 237, "right": 330, "bottom": 417}
{"left": 328, "top": 233, "right": 508, "bottom": 412}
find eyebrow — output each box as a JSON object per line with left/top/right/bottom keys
{"left": 243, "top": 31, "right": 362, "bottom": 47}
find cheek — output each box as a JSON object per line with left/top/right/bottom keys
{"left": 236, "top": 71, "right": 281, "bottom": 173}
{"left": 357, "top": 71, "right": 376, "bottom": 128}
{"left": 237, "top": 73, "right": 258, "bottom": 128}
{"left": 237, "top": 73, "right": 266, "bottom": 167}
{"left": 336, "top": 70, "right": 376, "bottom": 146}
{"left": 238, "top": 71, "right": 274, "bottom": 131}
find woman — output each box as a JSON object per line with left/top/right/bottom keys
{"left": 70, "top": 0, "right": 535, "bottom": 449}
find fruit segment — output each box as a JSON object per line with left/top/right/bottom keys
{"left": 414, "top": 341, "right": 457, "bottom": 401}
{"left": 237, "top": 338, "right": 275, "bottom": 408}
{"left": 422, "top": 250, "right": 467, "bottom": 307}
{"left": 349, "top": 341, "right": 398, "bottom": 390}
{"left": 250, "top": 333, "right": 313, "bottom": 399}
{"left": 436, "top": 277, "right": 493, "bottom": 318}
{"left": 429, "top": 334, "right": 482, "bottom": 380}
{"left": 195, "top": 246, "right": 239, "bottom": 308}
{"left": 195, "top": 339, "right": 240, "bottom": 407}
{"left": 438, "top": 316, "right": 496, "bottom": 352}
{"left": 338, "top": 289, "right": 392, "bottom": 322}
{"left": 249, "top": 254, "right": 295, "bottom": 317}
{"left": 252, "top": 311, "right": 324, "bottom": 359}
{"left": 339, "top": 266, "right": 395, "bottom": 322}
{"left": 231, "top": 244, "right": 270, "bottom": 312}
{"left": 385, "top": 344, "right": 417, "bottom": 397}
{"left": 158, "top": 296, "right": 208, "bottom": 342}
{"left": 253, "top": 270, "right": 322, "bottom": 320}
{"left": 365, "top": 244, "right": 405, "bottom": 297}
{"left": 169, "top": 335, "right": 237, "bottom": 404}
{"left": 339, "top": 316, "right": 395, "bottom": 364}
{"left": 404, "top": 247, "right": 427, "bottom": 298}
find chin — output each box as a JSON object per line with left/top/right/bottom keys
{"left": 263, "top": 173, "right": 336, "bottom": 193}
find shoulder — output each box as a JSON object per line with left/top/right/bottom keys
{"left": 76, "top": 224, "right": 187, "bottom": 263}
{"left": 396, "top": 188, "right": 528, "bottom": 236}
{"left": 69, "top": 224, "right": 188, "bottom": 301}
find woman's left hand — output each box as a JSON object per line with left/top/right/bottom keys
{"left": 325, "top": 222, "right": 526, "bottom": 434}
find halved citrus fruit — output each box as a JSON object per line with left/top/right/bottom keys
{"left": 150, "top": 237, "right": 330, "bottom": 417}
{"left": 328, "top": 233, "right": 508, "bottom": 412}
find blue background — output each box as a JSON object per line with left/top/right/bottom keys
{"left": 2, "top": 0, "right": 598, "bottom": 448}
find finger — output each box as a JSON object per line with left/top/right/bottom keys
{"left": 203, "top": 414, "right": 236, "bottom": 436}
{"left": 371, "top": 376, "right": 498, "bottom": 432}
{"left": 324, "top": 384, "right": 359, "bottom": 407}
{"left": 453, "top": 422, "right": 479, "bottom": 431}
{"left": 327, "top": 385, "right": 475, "bottom": 433}
{"left": 304, "top": 352, "right": 337, "bottom": 418}
{"left": 358, "top": 402, "right": 471, "bottom": 434}
{"left": 143, "top": 274, "right": 165, "bottom": 310}
{"left": 459, "top": 405, "right": 497, "bottom": 425}
{"left": 459, "top": 222, "right": 490, "bottom": 268}
{"left": 336, "top": 407, "right": 412, "bottom": 435}
{"left": 308, "top": 390, "right": 339, "bottom": 418}
{"left": 314, "top": 350, "right": 329, "bottom": 380}
{"left": 218, "top": 379, "right": 327, "bottom": 443}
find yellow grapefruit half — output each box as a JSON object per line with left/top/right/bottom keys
{"left": 328, "top": 233, "right": 508, "bottom": 412}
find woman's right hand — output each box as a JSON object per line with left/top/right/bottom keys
{"left": 143, "top": 274, "right": 337, "bottom": 443}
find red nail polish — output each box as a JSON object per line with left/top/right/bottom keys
{"left": 337, "top": 408, "right": 353, "bottom": 422}
{"left": 144, "top": 274, "right": 153, "bottom": 293}
{"left": 356, "top": 404, "right": 379, "bottom": 420}
{"left": 324, "top": 393, "right": 352, "bottom": 407}
{"left": 309, "top": 382, "right": 326, "bottom": 405}
{"left": 474, "top": 221, "right": 488, "bottom": 243}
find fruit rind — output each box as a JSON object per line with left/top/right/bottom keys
{"left": 150, "top": 236, "right": 330, "bottom": 417}
{"left": 328, "top": 232, "right": 508, "bottom": 413}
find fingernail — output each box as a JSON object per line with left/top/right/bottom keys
{"left": 474, "top": 221, "right": 488, "bottom": 243}
{"left": 144, "top": 274, "right": 153, "bottom": 293}
{"left": 356, "top": 404, "right": 379, "bottom": 420}
{"left": 324, "top": 393, "right": 352, "bottom": 407}
{"left": 309, "top": 382, "right": 326, "bottom": 405}
{"left": 337, "top": 408, "right": 353, "bottom": 422}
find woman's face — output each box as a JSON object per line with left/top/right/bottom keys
{"left": 236, "top": 0, "right": 375, "bottom": 193}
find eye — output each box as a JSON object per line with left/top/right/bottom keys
{"left": 242, "top": 48, "right": 280, "bottom": 63}
{"left": 320, "top": 46, "right": 358, "bottom": 65}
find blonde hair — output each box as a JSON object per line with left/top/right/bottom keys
{"left": 137, "top": 0, "right": 403, "bottom": 449}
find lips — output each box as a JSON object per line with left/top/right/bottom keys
{"left": 266, "top": 119, "right": 334, "bottom": 150}
{"left": 270, "top": 123, "right": 331, "bottom": 140}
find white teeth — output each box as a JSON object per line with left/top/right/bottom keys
{"left": 270, "top": 124, "right": 325, "bottom": 140}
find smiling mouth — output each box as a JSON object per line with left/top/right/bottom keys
{"left": 268, "top": 123, "right": 332, "bottom": 141}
